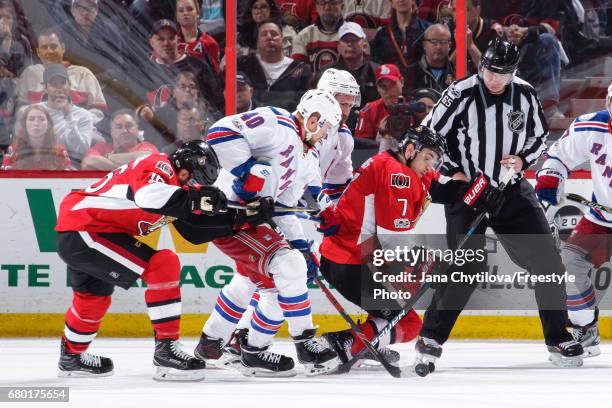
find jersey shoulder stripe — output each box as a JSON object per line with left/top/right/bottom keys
{"left": 206, "top": 126, "right": 243, "bottom": 145}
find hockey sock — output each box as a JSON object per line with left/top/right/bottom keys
{"left": 350, "top": 310, "right": 422, "bottom": 356}
{"left": 248, "top": 298, "right": 284, "bottom": 348}
{"left": 141, "top": 250, "right": 181, "bottom": 340}
{"left": 236, "top": 291, "right": 259, "bottom": 330}
{"left": 278, "top": 292, "right": 313, "bottom": 337}
{"left": 63, "top": 291, "right": 111, "bottom": 354}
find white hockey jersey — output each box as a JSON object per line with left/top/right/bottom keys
{"left": 542, "top": 109, "right": 612, "bottom": 227}
{"left": 206, "top": 106, "right": 305, "bottom": 202}
{"left": 316, "top": 124, "right": 354, "bottom": 201}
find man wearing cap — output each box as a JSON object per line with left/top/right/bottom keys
{"left": 56, "top": 0, "right": 126, "bottom": 83}
{"left": 354, "top": 63, "right": 404, "bottom": 141}
{"left": 325, "top": 21, "right": 379, "bottom": 130}
{"left": 238, "top": 20, "right": 311, "bottom": 111}
{"left": 234, "top": 72, "right": 259, "bottom": 113}
{"left": 16, "top": 64, "right": 95, "bottom": 165}
{"left": 16, "top": 27, "right": 107, "bottom": 124}
{"left": 134, "top": 19, "right": 223, "bottom": 115}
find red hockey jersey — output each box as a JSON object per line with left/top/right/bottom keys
{"left": 55, "top": 154, "right": 184, "bottom": 236}
{"left": 320, "top": 151, "right": 435, "bottom": 264}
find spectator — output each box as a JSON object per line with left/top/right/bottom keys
{"left": 0, "top": 0, "right": 32, "bottom": 78}
{"left": 343, "top": 0, "right": 392, "bottom": 41}
{"left": 237, "top": 0, "right": 297, "bottom": 58}
{"left": 411, "top": 87, "right": 441, "bottom": 123}
{"left": 16, "top": 28, "right": 107, "bottom": 124}
{"left": 277, "top": 0, "right": 317, "bottom": 29}
{"left": 151, "top": 70, "right": 220, "bottom": 148}
{"left": 176, "top": 0, "right": 221, "bottom": 74}
{"left": 56, "top": 0, "right": 126, "bottom": 83}
{"left": 161, "top": 104, "right": 205, "bottom": 154}
{"left": 323, "top": 22, "right": 379, "bottom": 132}
{"left": 0, "top": 54, "right": 17, "bottom": 152}
{"left": 129, "top": 0, "right": 175, "bottom": 35}
{"left": 414, "top": 23, "right": 455, "bottom": 92}
{"left": 17, "top": 64, "right": 95, "bottom": 165}
{"left": 447, "top": 0, "right": 500, "bottom": 74}
{"left": 135, "top": 19, "right": 223, "bottom": 117}
{"left": 355, "top": 63, "right": 404, "bottom": 141}
{"left": 2, "top": 104, "right": 71, "bottom": 170}
{"left": 418, "top": 0, "right": 450, "bottom": 23}
{"left": 371, "top": 0, "right": 431, "bottom": 95}
{"left": 292, "top": 0, "right": 345, "bottom": 73}
{"left": 81, "top": 109, "right": 158, "bottom": 170}
{"left": 199, "top": 0, "right": 225, "bottom": 37}
{"left": 234, "top": 72, "right": 259, "bottom": 113}
{"left": 238, "top": 20, "right": 312, "bottom": 111}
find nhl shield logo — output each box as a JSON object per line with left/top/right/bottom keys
{"left": 507, "top": 111, "right": 526, "bottom": 132}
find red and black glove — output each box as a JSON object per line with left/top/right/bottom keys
{"left": 462, "top": 174, "right": 505, "bottom": 216}
{"left": 185, "top": 184, "right": 228, "bottom": 215}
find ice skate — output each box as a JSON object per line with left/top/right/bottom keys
{"left": 153, "top": 339, "right": 206, "bottom": 381}
{"left": 413, "top": 336, "right": 442, "bottom": 377}
{"left": 240, "top": 342, "right": 296, "bottom": 377}
{"left": 293, "top": 328, "right": 340, "bottom": 376}
{"left": 323, "top": 329, "right": 400, "bottom": 371}
{"left": 547, "top": 339, "right": 584, "bottom": 368}
{"left": 568, "top": 310, "right": 601, "bottom": 358}
{"left": 58, "top": 338, "right": 114, "bottom": 378}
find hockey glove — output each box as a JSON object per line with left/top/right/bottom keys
{"left": 462, "top": 174, "right": 505, "bottom": 216}
{"left": 232, "top": 159, "right": 272, "bottom": 201}
{"left": 317, "top": 203, "right": 341, "bottom": 236}
{"left": 290, "top": 239, "right": 319, "bottom": 284}
{"left": 535, "top": 169, "right": 564, "bottom": 206}
{"left": 186, "top": 185, "right": 228, "bottom": 215}
{"left": 234, "top": 196, "right": 275, "bottom": 229}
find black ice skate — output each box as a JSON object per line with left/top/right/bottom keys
{"left": 240, "top": 342, "right": 296, "bottom": 377}
{"left": 323, "top": 329, "right": 400, "bottom": 371}
{"left": 153, "top": 338, "right": 206, "bottom": 381}
{"left": 58, "top": 338, "right": 114, "bottom": 378}
{"left": 547, "top": 339, "right": 584, "bottom": 368}
{"left": 219, "top": 328, "right": 249, "bottom": 369}
{"left": 293, "top": 328, "right": 340, "bottom": 376}
{"left": 568, "top": 309, "right": 601, "bottom": 358}
{"left": 413, "top": 336, "right": 442, "bottom": 377}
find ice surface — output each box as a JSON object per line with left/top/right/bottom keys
{"left": 1, "top": 338, "right": 610, "bottom": 408}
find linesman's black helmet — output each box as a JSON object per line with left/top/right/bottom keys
{"left": 480, "top": 35, "right": 520, "bottom": 74}
{"left": 168, "top": 140, "right": 221, "bottom": 185}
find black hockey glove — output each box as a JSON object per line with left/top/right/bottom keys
{"left": 462, "top": 174, "right": 505, "bottom": 216}
{"left": 186, "top": 185, "right": 228, "bottom": 215}
{"left": 234, "top": 196, "right": 275, "bottom": 229}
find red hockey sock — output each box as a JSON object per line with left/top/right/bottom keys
{"left": 349, "top": 310, "right": 422, "bottom": 356}
{"left": 141, "top": 250, "right": 182, "bottom": 340}
{"left": 63, "top": 292, "right": 111, "bottom": 354}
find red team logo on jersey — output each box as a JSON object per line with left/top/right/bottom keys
{"left": 155, "top": 161, "right": 174, "bottom": 178}
{"left": 390, "top": 173, "right": 411, "bottom": 189}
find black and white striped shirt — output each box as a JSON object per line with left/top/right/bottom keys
{"left": 423, "top": 74, "right": 548, "bottom": 187}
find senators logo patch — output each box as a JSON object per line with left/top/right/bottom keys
{"left": 155, "top": 161, "right": 174, "bottom": 178}
{"left": 390, "top": 173, "right": 411, "bottom": 189}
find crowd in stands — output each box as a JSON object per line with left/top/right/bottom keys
{"left": 1, "top": 0, "right": 611, "bottom": 170}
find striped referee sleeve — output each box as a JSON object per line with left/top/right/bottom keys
{"left": 517, "top": 87, "right": 548, "bottom": 168}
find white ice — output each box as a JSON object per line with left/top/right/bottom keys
{"left": 1, "top": 338, "right": 611, "bottom": 408}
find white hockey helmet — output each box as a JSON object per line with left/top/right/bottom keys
{"left": 317, "top": 68, "right": 361, "bottom": 107}
{"left": 606, "top": 82, "right": 612, "bottom": 115}
{"left": 296, "top": 89, "right": 343, "bottom": 141}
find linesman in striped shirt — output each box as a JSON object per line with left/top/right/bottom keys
{"left": 414, "top": 36, "right": 584, "bottom": 373}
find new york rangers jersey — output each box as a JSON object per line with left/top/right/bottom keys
{"left": 317, "top": 124, "right": 354, "bottom": 201}
{"left": 542, "top": 110, "right": 612, "bottom": 227}
{"left": 55, "top": 154, "right": 186, "bottom": 235}
{"left": 206, "top": 107, "right": 305, "bottom": 203}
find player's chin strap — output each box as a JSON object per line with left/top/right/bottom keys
{"left": 338, "top": 166, "right": 517, "bottom": 376}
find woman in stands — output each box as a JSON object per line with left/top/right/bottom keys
{"left": 175, "top": 0, "right": 221, "bottom": 74}
{"left": 2, "top": 105, "right": 71, "bottom": 170}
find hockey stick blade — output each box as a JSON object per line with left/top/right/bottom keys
{"left": 342, "top": 168, "right": 517, "bottom": 373}
{"left": 313, "top": 274, "right": 402, "bottom": 378}
{"left": 565, "top": 193, "right": 612, "bottom": 214}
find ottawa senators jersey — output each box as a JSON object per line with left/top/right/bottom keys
{"left": 320, "top": 151, "right": 436, "bottom": 264}
{"left": 55, "top": 154, "right": 187, "bottom": 235}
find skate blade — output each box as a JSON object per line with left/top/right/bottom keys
{"left": 354, "top": 358, "right": 401, "bottom": 371}
{"left": 153, "top": 366, "right": 206, "bottom": 382}
{"left": 548, "top": 353, "right": 584, "bottom": 368}
{"left": 302, "top": 357, "right": 341, "bottom": 376}
{"left": 58, "top": 369, "right": 114, "bottom": 378}
{"left": 583, "top": 345, "right": 601, "bottom": 358}
{"left": 240, "top": 366, "right": 297, "bottom": 378}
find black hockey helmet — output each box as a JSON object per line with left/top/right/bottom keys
{"left": 398, "top": 126, "right": 447, "bottom": 163}
{"left": 168, "top": 140, "right": 220, "bottom": 185}
{"left": 480, "top": 35, "right": 520, "bottom": 74}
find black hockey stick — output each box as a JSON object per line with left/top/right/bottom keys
{"left": 565, "top": 193, "right": 612, "bottom": 214}
{"left": 313, "top": 273, "right": 403, "bottom": 378}
{"left": 340, "top": 167, "right": 517, "bottom": 374}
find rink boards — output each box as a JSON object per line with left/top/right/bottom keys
{"left": 0, "top": 170, "right": 610, "bottom": 339}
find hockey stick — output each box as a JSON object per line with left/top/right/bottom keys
{"left": 340, "top": 167, "right": 517, "bottom": 374}
{"left": 313, "top": 272, "right": 403, "bottom": 378}
{"left": 228, "top": 201, "right": 319, "bottom": 213}
{"left": 565, "top": 193, "right": 612, "bottom": 214}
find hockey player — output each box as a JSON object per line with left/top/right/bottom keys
{"left": 193, "top": 90, "right": 343, "bottom": 376}
{"left": 319, "top": 126, "right": 505, "bottom": 369}
{"left": 55, "top": 141, "right": 241, "bottom": 381}
{"left": 534, "top": 83, "right": 612, "bottom": 358}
